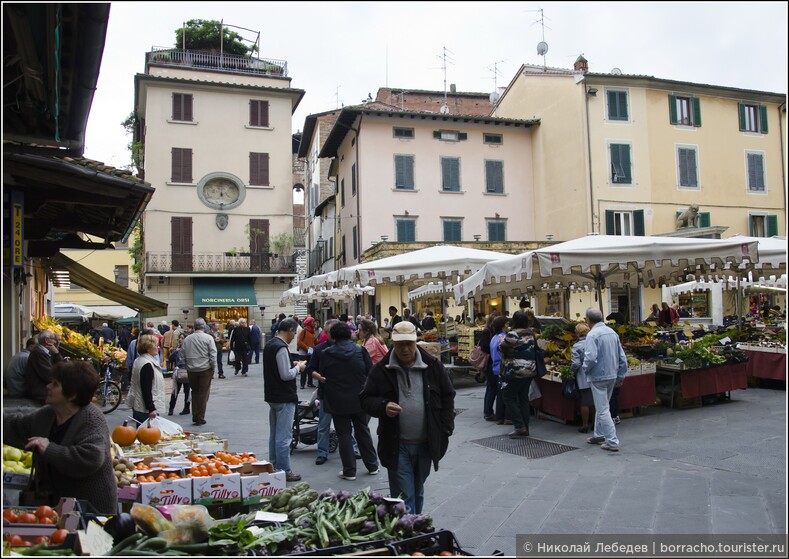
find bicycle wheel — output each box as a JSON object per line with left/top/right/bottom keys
{"left": 93, "top": 381, "right": 122, "bottom": 414}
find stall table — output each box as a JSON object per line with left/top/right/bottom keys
{"left": 656, "top": 362, "right": 748, "bottom": 409}
{"left": 741, "top": 346, "right": 786, "bottom": 382}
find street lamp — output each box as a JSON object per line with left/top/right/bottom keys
{"left": 182, "top": 307, "right": 190, "bottom": 328}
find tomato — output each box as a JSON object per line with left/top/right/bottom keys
{"left": 34, "top": 505, "right": 54, "bottom": 520}
{"left": 49, "top": 529, "right": 69, "bottom": 546}
{"left": 39, "top": 516, "right": 55, "bottom": 524}
{"left": 33, "top": 536, "right": 49, "bottom": 545}
{"left": 6, "top": 535, "right": 26, "bottom": 546}
{"left": 16, "top": 512, "right": 38, "bottom": 524}
{"left": 3, "top": 508, "right": 19, "bottom": 523}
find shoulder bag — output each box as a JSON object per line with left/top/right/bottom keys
{"left": 468, "top": 344, "right": 489, "bottom": 370}
{"left": 19, "top": 454, "right": 55, "bottom": 507}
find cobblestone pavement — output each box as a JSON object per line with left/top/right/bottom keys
{"left": 103, "top": 362, "right": 787, "bottom": 556}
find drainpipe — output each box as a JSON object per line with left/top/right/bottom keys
{"left": 779, "top": 103, "right": 786, "bottom": 227}
{"left": 585, "top": 84, "right": 596, "bottom": 233}
{"left": 355, "top": 115, "right": 363, "bottom": 264}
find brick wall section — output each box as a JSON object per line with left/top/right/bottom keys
{"left": 317, "top": 113, "right": 339, "bottom": 203}
{"left": 375, "top": 87, "right": 493, "bottom": 116}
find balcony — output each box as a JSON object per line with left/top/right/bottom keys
{"left": 145, "top": 252, "right": 297, "bottom": 275}
{"left": 147, "top": 47, "right": 288, "bottom": 77}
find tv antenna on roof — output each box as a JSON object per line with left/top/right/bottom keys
{"left": 485, "top": 60, "right": 506, "bottom": 104}
{"left": 611, "top": 67, "right": 622, "bottom": 75}
{"left": 526, "top": 8, "right": 551, "bottom": 71}
{"left": 436, "top": 46, "right": 455, "bottom": 114}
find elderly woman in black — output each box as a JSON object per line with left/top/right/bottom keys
{"left": 3, "top": 360, "right": 118, "bottom": 514}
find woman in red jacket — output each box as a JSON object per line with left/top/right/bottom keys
{"left": 297, "top": 316, "right": 317, "bottom": 388}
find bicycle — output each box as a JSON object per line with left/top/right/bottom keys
{"left": 93, "top": 361, "right": 122, "bottom": 414}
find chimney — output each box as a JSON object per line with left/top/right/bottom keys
{"left": 573, "top": 55, "right": 588, "bottom": 73}
{"left": 450, "top": 83, "right": 456, "bottom": 93}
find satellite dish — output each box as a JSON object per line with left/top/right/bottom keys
{"left": 489, "top": 91, "right": 501, "bottom": 104}
{"left": 611, "top": 67, "right": 622, "bottom": 75}
{"left": 537, "top": 41, "right": 549, "bottom": 56}
{"left": 439, "top": 104, "right": 449, "bottom": 114}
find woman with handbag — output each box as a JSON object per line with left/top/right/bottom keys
{"left": 498, "top": 311, "right": 538, "bottom": 438}
{"left": 358, "top": 318, "right": 389, "bottom": 365}
{"left": 167, "top": 334, "right": 191, "bottom": 416}
{"left": 127, "top": 335, "right": 166, "bottom": 425}
{"left": 3, "top": 360, "right": 118, "bottom": 514}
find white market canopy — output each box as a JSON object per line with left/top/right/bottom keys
{"left": 408, "top": 282, "right": 455, "bottom": 302}
{"left": 279, "top": 284, "right": 375, "bottom": 307}
{"left": 666, "top": 274, "right": 787, "bottom": 297}
{"left": 54, "top": 303, "right": 137, "bottom": 322}
{"left": 454, "top": 234, "right": 761, "bottom": 304}
{"left": 335, "top": 245, "right": 512, "bottom": 288}
{"left": 725, "top": 235, "right": 786, "bottom": 273}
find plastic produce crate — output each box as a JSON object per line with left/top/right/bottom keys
{"left": 386, "top": 529, "right": 473, "bottom": 556}
{"left": 288, "top": 538, "right": 391, "bottom": 556}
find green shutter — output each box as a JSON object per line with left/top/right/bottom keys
{"left": 766, "top": 215, "right": 778, "bottom": 236}
{"left": 605, "top": 210, "right": 615, "bottom": 235}
{"left": 433, "top": 131, "right": 441, "bottom": 139}
{"left": 458, "top": 132, "right": 467, "bottom": 141}
{"left": 634, "top": 209, "right": 645, "bottom": 236}
{"left": 738, "top": 103, "right": 746, "bottom": 131}
{"left": 668, "top": 95, "right": 678, "bottom": 124}
{"left": 691, "top": 97, "right": 702, "bottom": 127}
{"left": 621, "top": 145, "right": 632, "bottom": 183}
{"left": 700, "top": 212, "right": 710, "bottom": 228}
{"left": 759, "top": 106, "right": 768, "bottom": 133}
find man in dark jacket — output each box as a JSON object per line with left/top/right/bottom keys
{"left": 230, "top": 318, "right": 252, "bottom": 376}
{"left": 249, "top": 319, "right": 262, "bottom": 364}
{"left": 319, "top": 322, "right": 379, "bottom": 481}
{"left": 263, "top": 318, "right": 306, "bottom": 482}
{"left": 360, "top": 321, "right": 455, "bottom": 514}
{"left": 24, "top": 330, "right": 64, "bottom": 404}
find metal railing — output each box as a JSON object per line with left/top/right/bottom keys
{"left": 147, "top": 47, "right": 288, "bottom": 77}
{"left": 145, "top": 252, "right": 297, "bottom": 274}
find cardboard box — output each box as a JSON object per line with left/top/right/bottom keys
{"left": 417, "top": 342, "right": 442, "bottom": 360}
{"left": 139, "top": 477, "right": 193, "bottom": 506}
{"left": 118, "top": 484, "right": 140, "bottom": 502}
{"left": 192, "top": 472, "right": 241, "bottom": 505}
{"left": 641, "top": 362, "right": 657, "bottom": 375}
{"left": 2, "top": 471, "right": 30, "bottom": 487}
{"left": 240, "top": 470, "right": 286, "bottom": 505}
{"left": 191, "top": 439, "right": 229, "bottom": 453}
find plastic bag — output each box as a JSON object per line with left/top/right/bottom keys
{"left": 130, "top": 502, "right": 174, "bottom": 536}
{"left": 529, "top": 380, "right": 542, "bottom": 401}
{"left": 145, "top": 415, "right": 184, "bottom": 437}
{"left": 228, "top": 350, "right": 236, "bottom": 363}
{"left": 160, "top": 505, "right": 214, "bottom": 544}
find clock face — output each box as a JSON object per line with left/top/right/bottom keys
{"left": 197, "top": 174, "right": 245, "bottom": 210}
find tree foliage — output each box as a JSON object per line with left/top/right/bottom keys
{"left": 175, "top": 19, "right": 256, "bottom": 56}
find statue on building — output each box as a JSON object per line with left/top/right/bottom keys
{"left": 676, "top": 205, "right": 700, "bottom": 229}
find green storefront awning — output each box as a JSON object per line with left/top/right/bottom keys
{"left": 193, "top": 278, "right": 257, "bottom": 307}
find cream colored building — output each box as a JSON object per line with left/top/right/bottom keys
{"left": 134, "top": 49, "right": 304, "bottom": 326}
{"left": 55, "top": 241, "right": 135, "bottom": 307}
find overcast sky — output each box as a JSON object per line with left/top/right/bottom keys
{"left": 84, "top": 1, "right": 788, "bottom": 169}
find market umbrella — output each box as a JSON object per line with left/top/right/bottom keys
{"left": 279, "top": 284, "right": 375, "bottom": 307}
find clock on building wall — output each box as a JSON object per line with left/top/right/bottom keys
{"left": 196, "top": 172, "right": 246, "bottom": 210}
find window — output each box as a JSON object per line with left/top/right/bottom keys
{"left": 605, "top": 210, "right": 645, "bottom": 236}
{"left": 738, "top": 103, "right": 768, "bottom": 134}
{"left": 485, "top": 160, "right": 504, "bottom": 193}
{"left": 114, "top": 265, "right": 129, "bottom": 288}
{"left": 310, "top": 182, "right": 319, "bottom": 212}
{"left": 351, "top": 163, "right": 357, "bottom": 196}
{"left": 432, "top": 130, "right": 468, "bottom": 141}
{"left": 341, "top": 235, "right": 346, "bottom": 266}
{"left": 396, "top": 219, "right": 416, "bottom": 242}
{"left": 340, "top": 178, "right": 345, "bottom": 206}
{"left": 607, "top": 90, "right": 629, "bottom": 121}
{"left": 352, "top": 226, "right": 358, "bottom": 259}
{"left": 172, "top": 93, "right": 193, "bottom": 121}
{"left": 393, "top": 127, "right": 414, "bottom": 139}
{"left": 677, "top": 146, "right": 699, "bottom": 188}
{"left": 483, "top": 133, "right": 503, "bottom": 145}
{"left": 675, "top": 209, "right": 711, "bottom": 228}
{"left": 249, "top": 100, "right": 269, "bottom": 127}
{"left": 171, "top": 148, "right": 193, "bottom": 183}
{"left": 669, "top": 95, "right": 701, "bottom": 127}
{"left": 441, "top": 157, "right": 461, "bottom": 192}
{"left": 487, "top": 219, "right": 506, "bottom": 241}
{"left": 249, "top": 152, "right": 269, "bottom": 186}
{"left": 746, "top": 152, "right": 766, "bottom": 192}
{"left": 749, "top": 214, "right": 778, "bottom": 237}
{"left": 394, "top": 155, "right": 415, "bottom": 190}
{"left": 610, "top": 144, "right": 632, "bottom": 184}
{"left": 443, "top": 219, "right": 462, "bottom": 242}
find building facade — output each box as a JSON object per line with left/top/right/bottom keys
{"left": 134, "top": 48, "right": 305, "bottom": 327}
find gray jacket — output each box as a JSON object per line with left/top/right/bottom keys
{"left": 182, "top": 331, "right": 218, "bottom": 373}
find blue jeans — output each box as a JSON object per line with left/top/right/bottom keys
{"left": 317, "top": 406, "right": 359, "bottom": 458}
{"left": 483, "top": 362, "right": 498, "bottom": 417}
{"left": 590, "top": 379, "right": 619, "bottom": 446}
{"left": 268, "top": 402, "right": 296, "bottom": 473}
{"left": 387, "top": 442, "right": 432, "bottom": 514}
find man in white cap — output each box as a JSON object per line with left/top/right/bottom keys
{"left": 360, "top": 321, "right": 455, "bottom": 514}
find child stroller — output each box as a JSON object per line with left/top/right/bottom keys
{"left": 290, "top": 390, "right": 338, "bottom": 454}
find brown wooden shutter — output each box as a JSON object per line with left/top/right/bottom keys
{"left": 171, "top": 148, "right": 181, "bottom": 182}
{"left": 171, "top": 148, "right": 192, "bottom": 183}
{"left": 250, "top": 100, "right": 269, "bottom": 127}
{"left": 250, "top": 153, "right": 259, "bottom": 185}
{"left": 171, "top": 217, "right": 193, "bottom": 272}
{"left": 183, "top": 94, "right": 193, "bottom": 121}
{"left": 172, "top": 94, "right": 181, "bottom": 120}
{"left": 172, "top": 94, "right": 193, "bottom": 121}
{"left": 250, "top": 152, "right": 269, "bottom": 186}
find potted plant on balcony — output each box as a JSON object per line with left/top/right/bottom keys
{"left": 271, "top": 232, "right": 295, "bottom": 270}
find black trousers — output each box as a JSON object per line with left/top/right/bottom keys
{"left": 332, "top": 412, "right": 378, "bottom": 476}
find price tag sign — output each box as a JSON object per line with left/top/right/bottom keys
{"left": 76, "top": 520, "right": 114, "bottom": 556}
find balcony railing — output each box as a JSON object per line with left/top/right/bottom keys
{"left": 147, "top": 47, "right": 288, "bottom": 77}
{"left": 145, "top": 252, "right": 297, "bottom": 274}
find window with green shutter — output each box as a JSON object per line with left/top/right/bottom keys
{"left": 394, "top": 155, "right": 415, "bottom": 190}
{"left": 739, "top": 103, "right": 768, "bottom": 133}
{"left": 746, "top": 152, "right": 766, "bottom": 192}
{"left": 605, "top": 210, "right": 638, "bottom": 236}
{"left": 607, "top": 90, "right": 629, "bottom": 121}
{"left": 610, "top": 144, "right": 632, "bottom": 184}
{"left": 443, "top": 219, "right": 462, "bottom": 242}
{"left": 484, "top": 133, "right": 503, "bottom": 145}
{"left": 677, "top": 146, "right": 698, "bottom": 188}
{"left": 352, "top": 226, "right": 358, "bottom": 259}
{"left": 669, "top": 95, "right": 702, "bottom": 127}
{"left": 340, "top": 178, "right": 345, "bottom": 207}
{"left": 393, "top": 127, "right": 415, "bottom": 138}
{"left": 487, "top": 220, "right": 506, "bottom": 241}
{"left": 441, "top": 157, "right": 461, "bottom": 192}
{"left": 485, "top": 160, "right": 504, "bottom": 193}
{"left": 351, "top": 163, "right": 357, "bottom": 196}
{"left": 396, "top": 219, "right": 416, "bottom": 242}
{"left": 766, "top": 215, "right": 778, "bottom": 236}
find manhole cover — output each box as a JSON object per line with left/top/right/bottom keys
{"left": 470, "top": 434, "right": 578, "bottom": 459}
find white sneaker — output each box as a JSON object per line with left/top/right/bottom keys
{"left": 367, "top": 468, "right": 379, "bottom": 475}
{"left": 338, "top": 471, "right": 356, "bottom": 481}
{"left": 613, "top": 416, "right": 621, "bottom": 425}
